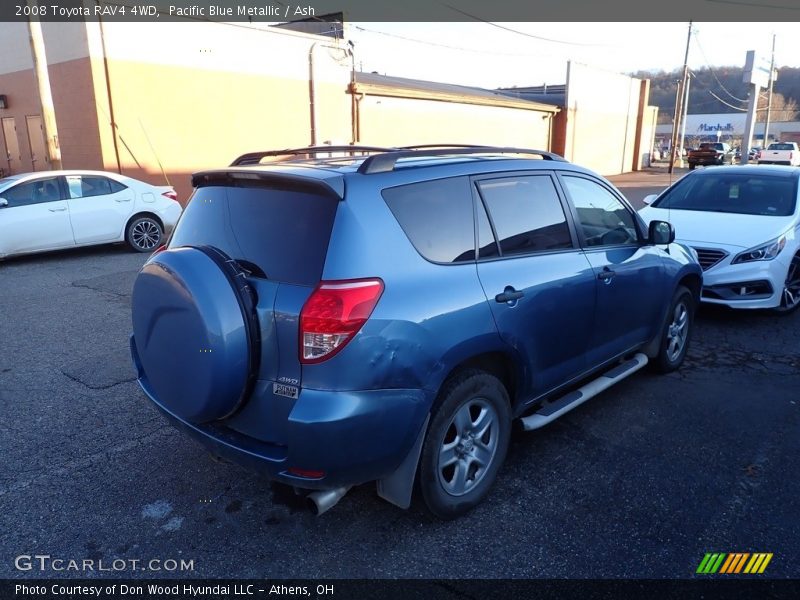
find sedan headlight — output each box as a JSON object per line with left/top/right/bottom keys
{"left": 731, "top": 236, "right": 786, "bottom": 264}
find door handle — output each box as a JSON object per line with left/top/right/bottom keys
{"left": 114, "top": 198, "right": 131, "bottom": 202}
{"left": 597, "top": 267, "right": 615, "bottom": 282}
{"left": 48, "top": 207, "right": 67, "bottom": 212}
{"left": 495, "top": 286, "right": 524, "bottom": 303}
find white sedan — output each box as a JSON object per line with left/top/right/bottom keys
{"left": 639, "top": 165, "right": 800, "bottom": 313}
{"left": 0, "top": 170, "right": 182, "bottom": 259}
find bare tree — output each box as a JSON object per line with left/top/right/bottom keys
{"left": 757, "top": 92, "right": 799, "bottom": 122}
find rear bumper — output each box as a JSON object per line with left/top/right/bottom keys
{"left": 131, "top": 337, "right": 430, "bottom": 490}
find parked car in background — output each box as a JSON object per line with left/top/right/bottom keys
{"left": 640, "top": 165, "right": 800, "bottom": 313}
{"left": 131, "top": 145, "right": 702, "bottom": 520}
{"left": 734, "top": 147, "right": 760, "bottom": 163}
{"left": 687, "top": 142, "right": 735, "bottom": 170}
{"left": 0, "top": 171, "right": 180, "bottom": 260}
{"left": 757, "top": 142, "right": 800, "bottom": 166}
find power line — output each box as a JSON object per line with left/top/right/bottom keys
{"left": 351, "top": 25, "right": 558, "bottom": 57}
{"left": 441, "top": 3, "right": 617, "bottom": 48}
{"left": 692, "top": 30, "right": 750, "bottom": 103}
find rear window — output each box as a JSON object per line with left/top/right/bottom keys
{"left": 169, "top": 181, "right": 338, "bottom": 286}
{"left": 768, "top": 143, "right": 795, "bottom": 151}
{"left": 382, "top": 177, "right": 475, "bottom": 263}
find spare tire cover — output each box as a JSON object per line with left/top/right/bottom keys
{"left": 131, "top": 247, "right": 253, "bottom": 423}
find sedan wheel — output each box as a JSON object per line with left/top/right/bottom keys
{"left": 127, "top": 217, "right": 163, "bottom": 253}
{"left": 774, "top": 254, "right": 800, "bottom": 314}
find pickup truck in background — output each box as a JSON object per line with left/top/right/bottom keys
{"left": 687, "top": 142, "right": 734, "bottom": 170}
{"left": 757, "top": 142, "right": 800, "bottom": 166}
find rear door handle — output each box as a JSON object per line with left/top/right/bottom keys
{"left": 598, "top": 267, "right": 615, "bottom": 282}
{"left": 495, "top": 286, "right": 524, "bottom": 303}
{"left": 114, "top": 197, "right": 132, "bottom": 202}
{"left": 48, "top": 207, "right": 67, "bottom": 212}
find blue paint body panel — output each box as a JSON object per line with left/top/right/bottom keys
{"left": 130, "top": 153, "right": 702, "bottom": 493}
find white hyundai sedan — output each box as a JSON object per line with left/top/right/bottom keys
{"left": 640, "top": 165, "right": 800, "bottom": 313}
{"left": 0, "top": 170, "right": 182, "bottom": 259}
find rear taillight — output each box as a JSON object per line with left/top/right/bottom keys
{"left": 153, "top": 244, "right": 167, "bottom": 255}
{"left": 299, "top": 278, "right": 384, "bottom": 364}
{"left": 162, "top": 190, "right": 178, "bottom": 202}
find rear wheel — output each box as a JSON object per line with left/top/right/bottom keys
{"left": 126, "top": 216, "right": 163, "bottom": 253}
{"left": 417, "top": 370, "right": 511, "bottom": 520}
{"left": 773, "top": 253, "right": 800, "bottom": 315}
{"left": 653, "top": 286, "right": 694, "bottom": 373}
{"left": 688, "top": 163, "right": 696, "bottom": 170}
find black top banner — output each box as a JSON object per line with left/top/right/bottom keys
{"left": 4, "top": 579, "right": 800, "bottom": 600}
{"left": 1, "top": 0, "right": 800, "bottom": 22}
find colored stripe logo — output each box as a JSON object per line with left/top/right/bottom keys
{"left": 697, "top": 553, "right": 773, "bottom": 574}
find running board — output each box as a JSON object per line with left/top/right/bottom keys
{"left": 519, "top": 353, "right": 649, "bottom": 431}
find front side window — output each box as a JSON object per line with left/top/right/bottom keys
{"left": 1, "top": 177, "right": 63, "bottom": 207}
{"left": 561, "top": 176, "right": 638, "bottom": 247}
{"left": 477, "top": 175, "right": 572, "bottom": 257}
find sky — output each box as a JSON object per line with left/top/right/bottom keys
{"left": 347, "top": 22, "right": 800, "bottom": 89}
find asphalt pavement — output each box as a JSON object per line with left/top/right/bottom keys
{"left": 1, "top": 198, "right": 798, "bottom": 579}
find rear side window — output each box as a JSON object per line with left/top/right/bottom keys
{"left": 169, "top": 182, "right": 338, "bottom": 286}
{"left": 477, "top": 175, "right": 572, "bottom": 256}
{"left": 65, "top": 175, "right": 113, "bottom": 199}
{"left": 382, "top": 177, "right": 475, "bottom": 263}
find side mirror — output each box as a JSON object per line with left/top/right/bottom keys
{"left": 649, "top": 220, "right": 675, "bottom": 245}
{"left": 642, "top": 194, "right": 657, "bottom": 205}
{"left": 0, "top": 197, "right": 8, "bottom": 208}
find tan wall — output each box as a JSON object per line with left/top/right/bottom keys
{"left": 357, "top": 95, "right": 552, "bottom": 149}
{"left": 640, "top": 105, "right": 659, "bottom": 166}
{"left": 563, "top": 62, "right": 644, "bottom": 176}
{"left": 85, "top": 22, "right": 353, "bottom": 201}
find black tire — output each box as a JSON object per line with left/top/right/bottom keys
{"left": 417, "top": 370, "right": 511, "bottom": 520}
{"left": 653, "top": 286, "right": 694, "bottom": 373}
{"left": 688, "top": 163, "right": 696, "bottom": 170}
{"left": 126, "top": 216, "right": 163, "bottom": 253}
{"left": 772, "top": 253, "right": 800, "bottom": 315}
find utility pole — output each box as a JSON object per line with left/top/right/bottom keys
{"left": 669, "top": 21, "right": 692, "bottom": 174}
{"left": 679, "top": 71, "right": 692, "bottom": 165}
{"left": 763, "top": 33, "right": 777, "bottom": 149}
{"left": 26, "top": 0, "right": 62, "bottom": 170}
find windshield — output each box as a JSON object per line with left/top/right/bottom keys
{"left": 652, "top": 172, "right": 798, "bottom": 217}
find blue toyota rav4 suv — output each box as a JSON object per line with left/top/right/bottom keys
{"left": 130, "top": 146, "right": 702, "bottom": 519}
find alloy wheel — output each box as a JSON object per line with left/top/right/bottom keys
{"left": 437, "top": 398, "right": 499, "bottom": 497}
{"left": 132, "top": 220, "right": 161, "bottom": 250}
{"left": 666, "top": 300, "right": 689, "bottom": 362}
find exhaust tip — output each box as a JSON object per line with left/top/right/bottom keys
{"left": 307, "top": 486, "right": 351, "bottom": 516}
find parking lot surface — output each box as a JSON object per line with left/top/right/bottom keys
{"left": 1, "top": 218, "right": 798, "bottom": 578}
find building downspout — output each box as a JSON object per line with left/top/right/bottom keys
{"left": 308, "top": 42, "right": 318, "bottom": 146}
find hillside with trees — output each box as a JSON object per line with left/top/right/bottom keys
{"left": 632, "top": 66, "right": 800, "bottom": 124}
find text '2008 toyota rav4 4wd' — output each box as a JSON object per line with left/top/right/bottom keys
{"left": 130, "top": 145, "right": 702, "bottom": 519}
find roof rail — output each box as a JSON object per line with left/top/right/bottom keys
{"left": 357, "top": 146, "right": 566, "bottom": 175}
{"left": 230, "top": 145, "right": 398, "bottom": 166}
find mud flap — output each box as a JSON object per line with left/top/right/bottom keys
{"left": 376, "top": 413, "right": 430, "bottom": 509}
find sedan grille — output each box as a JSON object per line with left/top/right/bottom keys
{"left": 692, "top": 247, "right": 728, "bottom": 271}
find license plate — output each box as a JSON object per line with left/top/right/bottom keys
{"left": 273, "top": 383, "right": 299, "bottom": 399}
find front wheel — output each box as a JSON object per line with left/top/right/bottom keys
{"left": 126, "top": 216, "right": 163, "bottom": 253}
{"left": 653, "top": 286, "right": 695, "bottom": 373}
{"left": 417, "top": 370, "right": 511, "bottom": 520}
{"left": 773, "top": 253, "right": 800, "bottom": 315}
